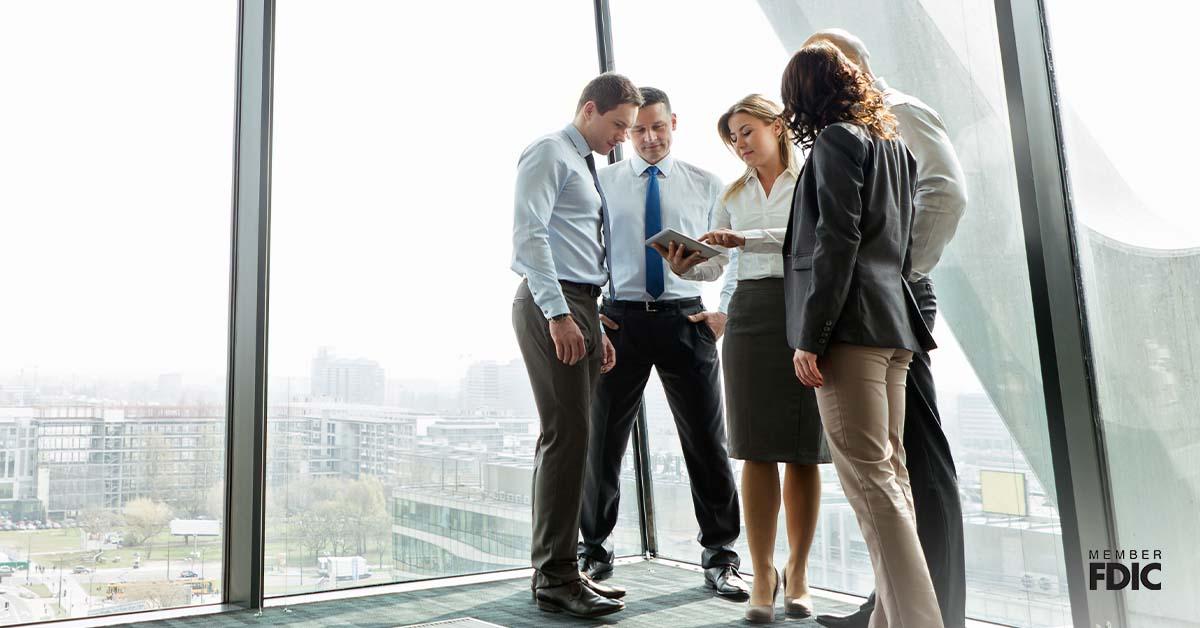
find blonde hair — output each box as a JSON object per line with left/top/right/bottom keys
{"left": 717, "top": 94, "right": 796, "bottom": 201}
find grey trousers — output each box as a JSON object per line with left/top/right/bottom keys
{"left": 512, "top": 279, "right": 603, "bottom": 588}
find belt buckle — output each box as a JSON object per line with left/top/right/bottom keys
{"left": 643, "top": 301, "right": 657, "bottom": 313}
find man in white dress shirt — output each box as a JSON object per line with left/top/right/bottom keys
{"left": 576, "top": 87, "right": 749, "bottom": 599}
{"left": 803, "top": 29, "right": 969, "bottom": 628}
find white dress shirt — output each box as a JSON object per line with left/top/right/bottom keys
{"left": 683, "top": 157, "right": 801, "bottom": 310}
{"left": 876, "top": 77, "right": 968, "bottom": 280}
{"left": 597, "top": 153, "right": 725, "bottom": 303}
{"left": 511, "top": 124, "right": 607, "bottom": 319}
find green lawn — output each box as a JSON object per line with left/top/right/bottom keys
{"left": 0, "top": 528, "right": 225, "bottom": 567}
{"left": 0, "top": 526, "right": 393, "bottom": 572}
{"left": 0, "top": 528, "right": 81, "bottom": 555}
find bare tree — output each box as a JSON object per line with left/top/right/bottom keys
{"left": 123, "top": 582, "right": 191, "bottom": 609}
{"left": 78, "top": 508, "right": 123, "bottom": 542}
{"left": 339, "top": 477, "right": 387, "bottom": 555}
{"left": 123, "top": 499, "right": 173, "bottom": 550}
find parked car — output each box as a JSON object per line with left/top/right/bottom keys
{"left": 72, "top": 566, "right": 91, "bottom": 574}
{"left": 179, "top": 570, "right": 199, "bottom": 579}
{"left": 0, "top": 567, "right": 13, "bottom": 576}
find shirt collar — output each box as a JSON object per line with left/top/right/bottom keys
{"left": 629, "top": 152, "right": 675, "bottom": 177}
{"left": 873, "top": 76, "right": 891, "bottom": 93}
{"left": 563, "top": 124, "right": 592, "bottom": 159}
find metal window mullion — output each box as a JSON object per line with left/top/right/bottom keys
{"left": 224, "top": 0, "right": 275, "bottom": 611}
{"left": 992, "top": 0, "right": 1123, "bottom": 626}
{"left": 591, "top": 0, "right": 655, "bottom": 559}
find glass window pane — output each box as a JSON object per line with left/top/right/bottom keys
{"left": 264, "top": 0, "right": 636, "bottom": 596}
{"left": 1044, "top": 2, "right": 1200, "bottom": 627}
{"left": 0, "top": 2, "right": 235, "bottom": 623}
{"left": 610, "top": 1, "right": 1071, "bottom": 625}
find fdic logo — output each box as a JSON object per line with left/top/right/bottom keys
{"left": 1088, "top": 549, "right": 1162, "bottom": 591}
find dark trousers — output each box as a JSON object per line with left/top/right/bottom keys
{"left": 860, "top": 278, "right": 966, "bottom": 627}
{"left": 513, "top": 280, "right": 604, "bottom": 588}
{"left": 578, "top": 299, "right": 741, "bottom": 569}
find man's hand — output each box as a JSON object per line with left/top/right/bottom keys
{"left": 600, "top": 314, "right": 619, "bottom": 331}
{"left": 699, "top": 229, "right": 746, "bottom": 248}
{"left": 650, "top": 241, "right": 705, "bottom": 276}
{"left": 601, "top": 334, "right": 617, "bottom": 373}
{"left": 793, "top": 349, "right": 824, "bottom": 387}
{"left": 687, "top": 311, "right": 728, "bottom": 340}
{"left": 549, "top": 315, "right": 586, "bottom": 366}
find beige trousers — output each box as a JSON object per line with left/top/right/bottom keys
{"left": 815, "top": 343, "right": 943, "bottom": 628}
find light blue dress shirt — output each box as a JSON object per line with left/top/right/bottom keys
{"left": 598, "top": 153, "right": 738, "bottom": 312}
{"left": 511, "top": 124, "right": 607, "bottom": 319}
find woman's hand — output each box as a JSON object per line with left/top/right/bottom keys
{"left": 793, "top": 349, "right": 824, "bottom": 387}
{"left": 650, "top": 241, "right": 706, "bottom": 276}
{"left": 699, "top": 229, "right": 746, "bottom": 248}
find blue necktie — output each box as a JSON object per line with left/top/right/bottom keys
{"left": 644, "top": 165, "right": 664, "bottom": 299}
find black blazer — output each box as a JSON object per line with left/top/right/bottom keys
{"left": 783, "top": 122, "right": 936, "bottom": 356}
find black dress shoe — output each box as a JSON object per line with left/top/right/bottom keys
{"left": 703, "top": 565, "right": 750, "bottom": 600}
{"left": 534, "top": 579, "right": 625, "bottom": 618}
{"left": 581, "top": 572, "right": 626, "bottom": 599}
{"left": 578, "top": 556, "right": 614, "bottom": 581}
{"left": 816, "top": 607, "right": 871, "bottom": 628}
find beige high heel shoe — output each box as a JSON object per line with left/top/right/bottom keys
{"left": 744, "top": 568, "right": 780, "bottom": 624}
{"left": 781, "top": 570, "right": 814, "bottom": 618}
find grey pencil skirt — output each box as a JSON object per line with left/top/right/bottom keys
{"left": 723, "top": 278, "right": 831, "bottom": 464}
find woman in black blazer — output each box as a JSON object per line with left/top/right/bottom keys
{"left": 780, "top": 42, "right": 943, "bottom": 628}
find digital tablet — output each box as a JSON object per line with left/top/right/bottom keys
{"left": 645, "top": 228, "right": 726, "bottom": 260}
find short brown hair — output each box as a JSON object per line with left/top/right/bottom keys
{"left": 780, "top": 42, "right": 897, "bottom": 149}
{"left": 576, "top": 72, "right": 644, "bottom": 114}
{"left": 639, "top": 86, "right": 671, "bottom": 114}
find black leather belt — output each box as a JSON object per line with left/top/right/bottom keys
{"left": 602, "top": 297, "right": 703, "bottom": 313}
{"left": 560, "top": 280, "right": 602, "bottom": 298}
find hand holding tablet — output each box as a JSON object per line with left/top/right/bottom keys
{"left": 645, "top": 228, "right": 727, "bottom": 259}
{"left": 646, "top": 228, "right": 729, "bottom": 276}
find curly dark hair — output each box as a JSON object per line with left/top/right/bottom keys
{"left": 780, "top": 42, "right": 897, "bottom": 149}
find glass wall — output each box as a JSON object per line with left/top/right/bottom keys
{"left": 609, "top": 1, "right": 1070, "bottom": 625}
{"left": 0, "top": 1, "right": 235, "bottom": 623}
{"left": 263, "top": 0, "right": 639, "bottom": 596}
{"left": 1044, "top": 2, "right": 1200, "bottom": 627}
{"left": 4, "top": 2, "right": 1193, "bottom": 626}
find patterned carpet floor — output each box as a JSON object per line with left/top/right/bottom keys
{"left": 127, "top": 561, "right": 861, "bottom": 627}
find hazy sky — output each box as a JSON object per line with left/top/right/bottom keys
{"left": 1, "top": 0, "right": 1192, "bottom": 394}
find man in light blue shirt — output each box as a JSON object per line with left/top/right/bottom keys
{"left": 511, "top": 72, "right": 642, "bottom": 619}
{"left": 577, "top": 88, "right": 748, "bottom": 600}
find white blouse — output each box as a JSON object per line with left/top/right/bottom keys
{"left": 683, "top": 159, "right": 801, "bottom": 285}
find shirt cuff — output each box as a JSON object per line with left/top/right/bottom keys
{"left": 539, "top": 298, "right": 570, "bottom": 320}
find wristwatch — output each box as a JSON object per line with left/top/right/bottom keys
{"left": 549, "top": 313, "right": 571, "bottom": 322}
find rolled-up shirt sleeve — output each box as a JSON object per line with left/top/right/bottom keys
{"left": 511, "top": 141, "right": 570, "bottom": 319}
{"left": 741, "top": 227, "right": 788, "bottom": 254}
{"left": 892, "top": 102, "right": 967, "bottom": 280}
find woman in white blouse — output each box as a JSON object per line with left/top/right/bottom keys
{"left": 664, "top": 94, "right": 829, "bottom": 623}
